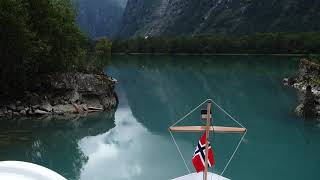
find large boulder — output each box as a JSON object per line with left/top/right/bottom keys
{"left": 53, "top": 104, "right": 77, "bottom": 114}
{"left": 101, "top": 95, "right": 118, "bottom": 110}
{"left": 34, "top": 109, "right": 49, "bottom": 115}
{"left": 44, "top": 73, "right": 116, "bottom": 96}
{"left": 40, "top": 102, "right": 53, "bottom": 112}
{"left": 82, "top": 96, "right": 104, "bottom": 109}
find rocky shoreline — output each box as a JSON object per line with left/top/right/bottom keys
{"left": 283, "top": 59, "right": 320, "bottom": 119}
{"left": 0, "top": 73, "right": 118, "bottom": 120}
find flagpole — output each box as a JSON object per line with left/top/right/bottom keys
{"left": 204, "top": 101, "right": 211, "bottom": 180}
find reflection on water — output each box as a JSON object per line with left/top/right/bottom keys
{"left": 0, "top": 113, "right": 115, "bottom": 180}
{"left": 103, "top": 55, "right": 320, "bottom": 180}
{"left": 0, "top": 55, "right": 320, "bottom": 180}
{"left": 79, "top": 92, "right": 192, "bottom": 180}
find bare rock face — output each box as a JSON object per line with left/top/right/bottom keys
{"left": 284, "top": 59, "right": 320, "bottom": 119}
{"left": 45, "top": 73, "right": 116, "bottom": 95}
{"left": 0, "top": 73, "right": 118, "bottom": 120}
{"left": 42, "top": 73, "right": 118, "bottom": 110}
{"left": 119, "top": 0, "right": 320, "bottom": 37}
{"left": 101, "top": 95, "right": 118, "bottom": 111}
{"left": 53, "top": 104, "right": 77, "bottom": 114}
{"left": 76, "top": 0, "right": 127, "bottom": 38}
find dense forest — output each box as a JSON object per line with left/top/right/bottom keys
{"left": 112, "top": 32, "right": 320, "bottom": 54}
{"left": 0, "top": 0, "right": 90, "bottom": 94}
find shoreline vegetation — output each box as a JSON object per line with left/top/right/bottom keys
{"left": 0, "top": 0, "right": 113, "bottom": 95}
{"left": 112, "top": 32, "right": 320, "bottom": 55}
{"left": 1, "top": 0, "right": 86, "bottom": 94}
{"left": 0, "top": 0, "right": 115, "bottom": 120}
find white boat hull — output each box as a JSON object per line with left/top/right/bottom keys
{"left": 0, "top": 161, "right": 67, "bottom": 180}
{"left": 172, "top": 172, "right": 230, "bottom": 180}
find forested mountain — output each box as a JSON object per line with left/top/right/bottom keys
{"left": 118, "top": 0, "right": 320, "bottom": 37}
{"left": 75, "top": 0, "right": 127, "bottom": 38}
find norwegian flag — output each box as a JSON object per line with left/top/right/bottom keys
{"left": 192, "top": 132, "right": 214, "bottom": 172}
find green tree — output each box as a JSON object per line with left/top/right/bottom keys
{"left": 95, "top": 37, "right": 112, "bottom": 57}
{"left": 0, "top": 0, "right": 34, "bottom": 94}
{"left": 0, "top": 0, "right": 87, "bottom": 95}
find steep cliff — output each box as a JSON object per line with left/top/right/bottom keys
{"left": 75, "top": 0, "right": 127, "bottom": 38}
{"left": 118, "top": 0, "right": 320, "bottom": 37}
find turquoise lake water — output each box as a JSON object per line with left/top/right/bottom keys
{"left": 0, "top": 55, "right": 319, "bottom": 180}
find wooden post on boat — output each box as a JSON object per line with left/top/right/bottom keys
{"left": 168, "top": 99, "right": 247, "bottom": 180}
{"left": 204, "top": 101, "right": 211, "bottom": 180}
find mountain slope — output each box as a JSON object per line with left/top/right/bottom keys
{"left": 75, "top": 0, "right": 127, "bottom": 38}
{"left": 118, "top": 0, "right": 320, "bottom": 37}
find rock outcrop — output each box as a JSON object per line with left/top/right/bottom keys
{"left": 284, "top": 59, "right": 320, "bottom": 119}
{"left": 0, "top": 73, "right": 118, "bottom": 120}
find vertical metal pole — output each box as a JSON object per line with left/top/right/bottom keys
{"left": 204, "top": 101, "right": 211, "bottom": 180}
